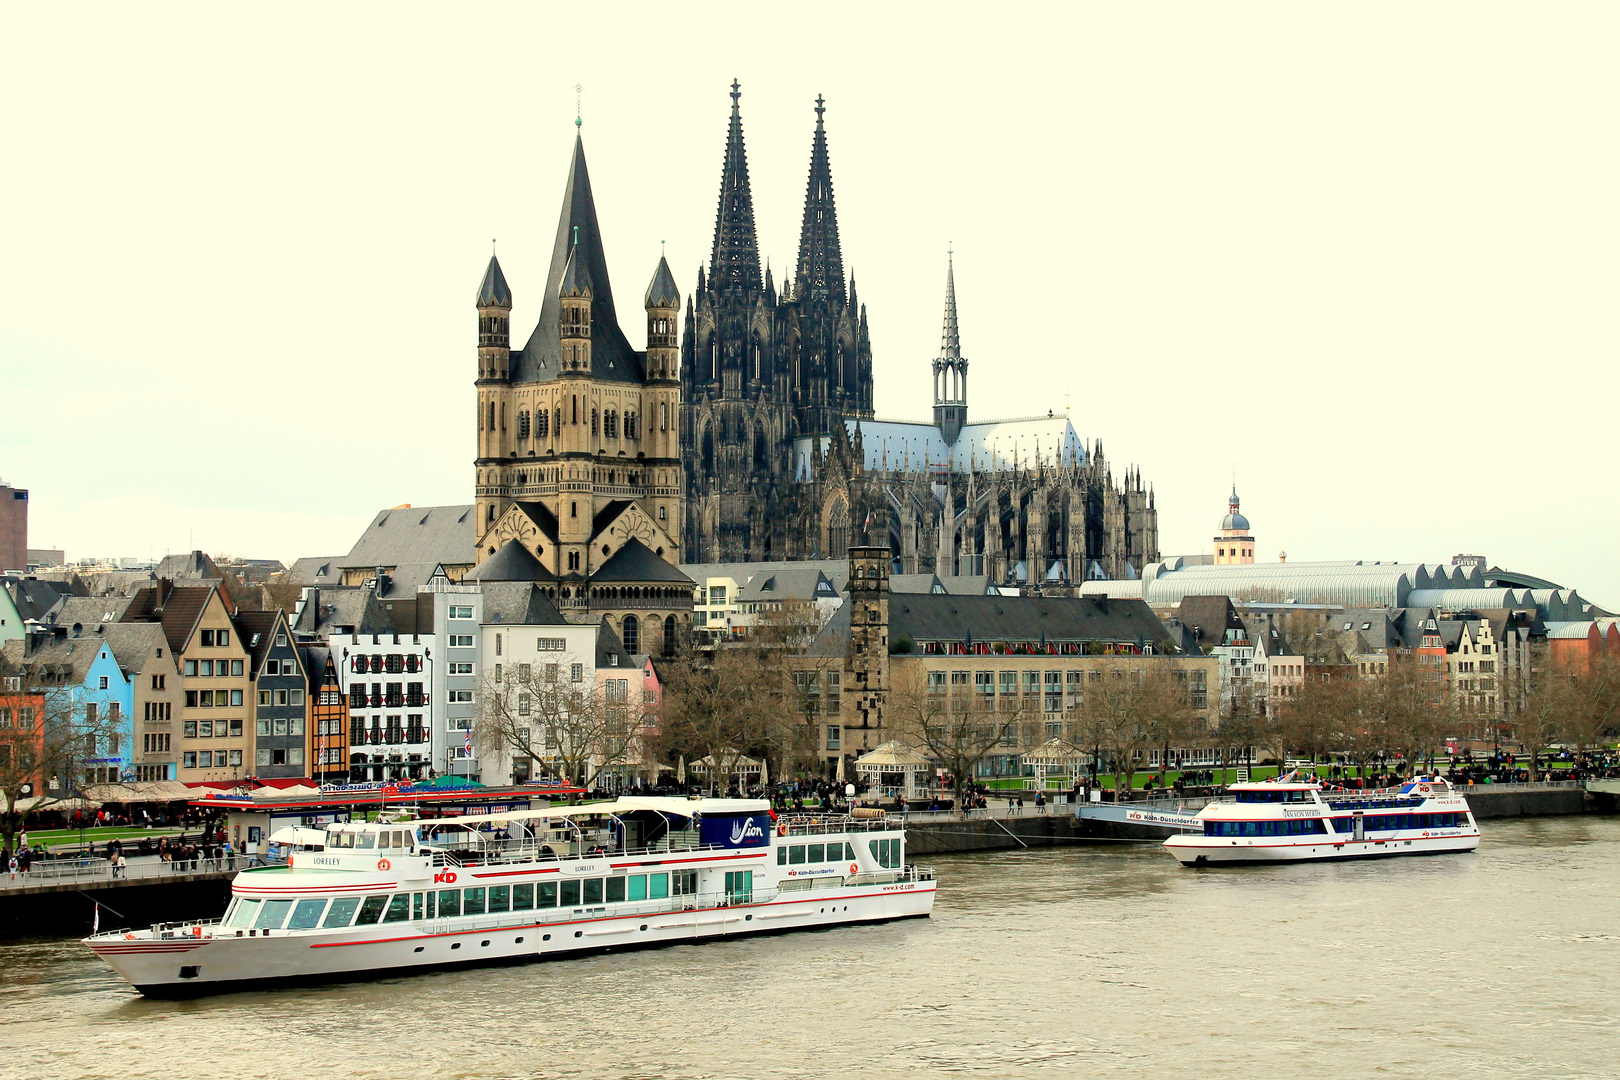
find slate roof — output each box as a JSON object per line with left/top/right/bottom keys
{"left": 293, "top": 586, "right": 418, "bottom": 638}
{"left": 1176, "top": 595, "right": 1244, "bottom": 651}
{"left": 478, "top": 582, "right": 566, "bottom": 626}
{"left": 50, "top": 595, "right": 134, "bottom": 632}
{"left": 285, "top": 557, "right": 344, "bottom": 585}
{"left": 513, "top": 134, "right": 643, "bottom": 386}
{"left": 122, "top": 582, "right": 219, "bottom": 655}
{"left": 737, "top": 568, "right": 838, "bottom": 603}
{"left": 937, "top": 575, "right": 991, "bottom": 596}
{"left": 680, "top": 560, "right": 848, "bottom": 590}
{"left": 591, "top": 500, "right": 634, "bottom": 539}
{"left": 593, "top": 539, "right": 692, "bottom": 584}
{"left": 465, "top": 540, "right": 554, "bottom": 583}
{"left": 511, "top": 502, "right": 561, "bottom": 543}
{"left": 235, "top": 610, "right": 288, "bottom": 677}
{"left": 8, "top": 578, "right": 79, "bottom": 622}
{"left": 809, "top": 593, "right": 1173, "bottom": 656}
{"left": 341, "top": 505, "right": 475, "bottom": 572}
{"left": 595, "top": 617, "right": 635, "bottom": 670}
{"left": 97, "top": 621, "right": 169, "bottom": 677}
{"left": 153, "top": 551, "right": 225, "bottom": 581}
{"left": 477, "top": 254, "right": 512, "bottom": 308}
{"left": 559, "top": 241, "right": 593, "bottom": 296}
{"left": 1, "top": 633, "right": 116, "bottom": 685}
{"left": 889, "top": 574, "right": 945, "bottom": 595}
{"left": 644, "top": 255, "right": 679, "bottom": 309}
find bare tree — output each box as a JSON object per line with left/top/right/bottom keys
{"left": 885, "top": 666, "right": 1024, "bottom": 793}
{"left": 1565, "top": 651, "right": 1620, "bottom": 769}
{"left": 659, "top": 649, "right": 779, "bottom": 794}
{"left": 1070, "top": 669, "right": 1166, "bottom": 800}
{"left": 0, "top": 660, "right": 121, "bottom": 854}
{"left": 1216, "top": 682, "right": 1265, "bottom": 785}
{"left": 1278, "top": 671, "right": 1353, "bottom": 769}
{"left": 1142, "top": 668, "right": 1204, "bottom": 786}
{"left": 474, "top": 654, "right": 636, "bottom": 788}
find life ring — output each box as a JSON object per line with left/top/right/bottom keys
{"left": 849, "top": 862, "right": 858, "bottom": 874}
{"left": 377, "top": 858, "right": 391, "bottom": 871}
{"left": 193, "top": 926, "right": 202, "bottom": 938}
{"left": 776, "top": 822, "right": 788, "bottom": 837}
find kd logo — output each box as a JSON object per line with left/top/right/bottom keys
{"left": 433, "top": 871, "right": 457, "bottom": 884}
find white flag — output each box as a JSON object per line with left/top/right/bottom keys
{"left": 92, "top": 902, "right": 100, "bottom": 935}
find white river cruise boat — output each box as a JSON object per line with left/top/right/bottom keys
{"left": 1163, "top": 773, "right": 1481, "bottom": 866}
{"left": 84, "top": 797, "right": 935, "bottom": 997}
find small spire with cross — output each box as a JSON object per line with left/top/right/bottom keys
{"left": 730, "top": 78, "right": 741, "bottom": 108}
{"left": 575, "top": 82, "right": 583, "bottom": 128}
{"left": 814, "top": 93, "right": 826, "bottom": 125}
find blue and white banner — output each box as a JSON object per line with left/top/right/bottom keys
{"left": 699, "top": 814, "right": 771, "bottom": 849}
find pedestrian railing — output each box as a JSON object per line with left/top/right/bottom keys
{"left": 0, "top": 854, "right": 285, "bottom": 891}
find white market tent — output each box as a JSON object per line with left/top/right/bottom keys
{"left": 1022, "top": 739, "right": 1087, "bottom": 784}
{"left": 854, "top": 742, "right": 933, "bottom": 801}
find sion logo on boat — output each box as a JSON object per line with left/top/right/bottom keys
{"left": 730, "top": 819, "right": 765, "bottom": 844}
{"left": 433, "top": 871, "right": 458, "bottom": 884}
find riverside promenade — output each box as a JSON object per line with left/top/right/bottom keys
{"left": 0, "top": 854, "right": 287, "bottom": 938}
{"left": 903, "top": 779, "right": 1592, "bottom": 854}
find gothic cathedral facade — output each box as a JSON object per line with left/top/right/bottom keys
{"left": 680, "top": 85, "right": 1159, "bottom": 584}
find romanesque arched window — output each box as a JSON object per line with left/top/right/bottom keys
{"left": 535, "top": 408, "right": 549, "bottom": 439}
{"left": 663, "top": 615, "right": 677, "bottom": 656}
{"left": 517, "top": 410, "right": 530, "bottom": 439}
{"left": 591, "top": 408, "right": 599, "bottom": 438}
{"left": 603, "top": 409, "right": 617, "bottom": 439}
{"left": 621, "top": 615, "right": 639, "bottom": 655}
{"left": 624, "top": 411, "right": 637, "bottom": 439}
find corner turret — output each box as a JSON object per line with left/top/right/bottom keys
{"left": 560, "top": 234, "right": 593, "bottom": 375}
{"left": 477, "top": 253, "right": 512, "bottom": 384}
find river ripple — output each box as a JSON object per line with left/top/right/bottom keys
{"left": 2, "top": 815, "right": 1615, "bottom": 1080}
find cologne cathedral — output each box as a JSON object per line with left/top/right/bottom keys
{"left": 681, "top": 84, "right": 1159, "bottom": 584}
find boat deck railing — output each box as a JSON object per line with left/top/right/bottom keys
{"left": 429, "top": 835, "right": 719, "bottom": 870}
{"left": 778, "top": 814, "right": 895, "bottom": 836}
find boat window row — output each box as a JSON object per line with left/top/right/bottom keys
{"left": 223, "top": 872, "right": 710, "bottom": 932}
{"left": 325, "top": 829, "right": 417, "bottom": 851}
{"left": 779, "top": 842, "right": 856, "bottom": 866}
{"left": 1234, "top": 790, "right": 1313, "bottom": 804}
{"left": 1205, "top": 819, "right": 1329, "bottom": 837}
{"left": 870, "top": 837, "right": 903, "bottom": 868}
{"left": 1324, "top": 798, "right": 1424, "bottom": 811}
{"left": 1346, "top": 812, "right": 1468, "bottom": 832}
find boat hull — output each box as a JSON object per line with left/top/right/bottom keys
{"left": 89, "top": 881, "right": 937, "bottom": 998}
{"left": 1163, "top": 832, "right": 1480, "bottom": 866}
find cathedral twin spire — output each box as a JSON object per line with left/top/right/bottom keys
{"left": 710, "top": 80, "right": 763, "bottom": 295}
{"left": 709, "top": 82, "right": 848, "bottom": 308}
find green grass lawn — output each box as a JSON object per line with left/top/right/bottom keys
{"left": 12, "top": 825, "right": 188, "bottom": 848}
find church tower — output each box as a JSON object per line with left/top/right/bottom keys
{"left": 472, "top": 125, "right": 688, "bottom": 651}
{"left": 931, "top": 251, "right": 967, "bottom": 445}
{"left": 1214, "top": 487, "right": 1254, "bottom": 564}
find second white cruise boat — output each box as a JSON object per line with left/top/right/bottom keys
{"left": 84, "top": 796, "right": 935, "bottom": 997}
{"left": 1163, "top": 773, "right": 1481, "bottom": 866}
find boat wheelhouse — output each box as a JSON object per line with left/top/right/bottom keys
{"left": 1163, "top": 773, "right": 1481, "bottom": 866}
{"left": 84, "top": 796, "right": 935, "bottom": 997}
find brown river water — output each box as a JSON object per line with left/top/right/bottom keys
{"left": 2, "top": 815, "right": 1615, "bottom": 1080}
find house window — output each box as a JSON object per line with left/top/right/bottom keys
{"left": 98, "top": 676, "right": 109, "bottom": 690}
{"left": 570, "top": 664, "right": 583, "bottom": 683}
{"left": 449, "top": 606, "right": 474, "bottom": 620}
{"left": 537, "top": 639, "right": 566, "bottom": 651}
{"left": 448, "top": 690, "right": 474, "bottom": 703}
{"left": 450, "top": 635, "right": 475, "bottom": 648}
{"left": 827, "top": 725, "right": 841, "bottom": 750}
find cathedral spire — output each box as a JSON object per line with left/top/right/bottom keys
{"left": 932, "top": 249, "right": 968, "bottom": 445}
{"left": 794, "top": 94, "right": 846, "bottom": 306}
{"left": 709, "top": 79, "right": 762, "bottom": 294}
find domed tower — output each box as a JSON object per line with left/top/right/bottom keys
{"left": 1214, "top": 486, "right": 1254, "bottom": 564}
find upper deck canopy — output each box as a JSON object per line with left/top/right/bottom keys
{"left": 419, "top": 796, "right": 771, "bottom": 830}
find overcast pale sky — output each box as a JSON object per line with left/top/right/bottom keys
{"left": 2, "top": 4, "right": 1615, "bottom": 604}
